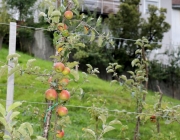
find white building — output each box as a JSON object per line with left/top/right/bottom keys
{"left": 78, "top": 0, "right": 180, "bottom": 64}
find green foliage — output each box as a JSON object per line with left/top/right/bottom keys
{"left": 0, "top": 0, "right": 12, "bottom": 49}
{"left": 106, "top": 0, "right": 170, "bottom": 71}
{"left": 149, "top": 46, "right": 180, "bottom": 98}
{"left": 0, "top": 102, "right": 46, "bottom": 140}
{"left": 141, "top": 5, "right": 171, "bottom": 48}
{"left": 7, "top": 0, "right": 37, "bottom": 21}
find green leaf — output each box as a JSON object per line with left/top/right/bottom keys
{"left": 98, "top": 114, "right": 106, "bottom": 124}
{"left": 10, "top": 111, "right": 20, "bottom": 120}
{"left": 90, "top": 30, "right": 95, "bottom": 42}
{"left": 120, "top": 75, "right": 127, "bottom": 81}
{"left": 8, "top": 64, "right": 21, "bottom": 76}
{"left": 83, "top": 128, "right": 96, "bottom": 138}
{"left": 52, "top": 16, "right": 60, "bottom": 23}
{"left": 127, "top": 71, "right": 134, "bottom": 75}
{"left": 126, "top": 79, "right": 134, "bottom": 85}
{"left": 66, "top": 61, "right": 79, "bottom": 69}
{"left": 109, "top": 120, "right": 122, "bottom": 125}
{"left": 87, "top": 17, "right": 94, "bottom": 23}
{"left": 107, "top": 69, "right": 114, "bottom": 73}
{"left": 103, "top": 126, "right": 115, "bottom": 134}
{"left": 135, "top": 49, "right": 142, "bottom": 54}
{"left": 0, "top": 104, "right": 6, "bottom": 117}
{"left": 106, "top": 65, "right": 112, "bottom": 70}
{"left": 86, "top": 64, "right": 93, "bottom": 70}
{"left": 0, "top": 117, "right": 7, "bottom": 126}
{"left": 110, "top": 80, "right": 118, "bottom": 86}
{"left": 144, "top": 44, "right": 151, "bottom": 48}
{"left": 18, "top": 126, "right": 27, "bottom": 137}
{"left": 70, "top": 69, "right": 79, "bottom": 81}
{"left": 0, "top": 65, "right": 8, "bottom": 77}
{"left": 135, "top": 40, "right": 143, "bottom": 47}
{"left": 131, "top": 58, "right": 139, "bottom": 67}
{"left": 48, "top": 6, "right": 54, "bottom": 17}
{"left": 25, "top": 123, "right": 34, "bottom": 136}
{"left": 96, "top": 16, "right": 102, "bottom": 27}
{"left": 115, "top": 65, "right": 121, "bottom": 70}
{"left": 76, "top": 43, "right": 85, "bottom": 47}
{"left": 136, "top": 76, "right": 144, "bottom": 81}
{"left": 26, "top": 59, "right": 36, "bottom": 68}
{"left": 72, "top": 9, "right": 79, "bottom": 16}
{"left": 3, "top": 135, "right": 11, "bottom": 140}
{"left": 6, "top": 53, "right": 20, "bottom": 60}
{"left": 72, "top": 0, "right": 79, "bottom": 7}
{"left": 98, "top": 35, "right": 103, "bottom": 47}
{"left": 7, "top": 102, "right": 22, "bottom": 112}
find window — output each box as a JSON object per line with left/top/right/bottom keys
{"left": 145, "top": 0, "right": 159, "bottom": 13}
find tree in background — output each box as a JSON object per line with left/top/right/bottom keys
{"left": 0, "top": 0, "right": 12, "bottom": 49}
{"left": 7, "top": 0, "right": 37, "bottom": 21}
{"left": 106, "top": 0, "right": 170, "bottom": 70}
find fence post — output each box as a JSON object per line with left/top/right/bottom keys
{"left": 6, "top": 22, "right": 17, "bottom": 121}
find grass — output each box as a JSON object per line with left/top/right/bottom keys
{"left": 0, "top": 46, "right": 180, "bottom": 140}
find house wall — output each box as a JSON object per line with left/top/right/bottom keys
{"left": 172, "top": 9, "right": 180, "bottom": 47}
{"left": 140, "top": 0, "right": 172, "bottom": 64}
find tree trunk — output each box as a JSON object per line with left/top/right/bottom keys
{"left": 0, "top": 36, "right": 4, "bottom": 50}
{"left": 43, "top": 101, "right": 53, "bottom": 139}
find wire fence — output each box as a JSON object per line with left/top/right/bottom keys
{"left": 0, "top": 22, "right": 180, "bottom": 47}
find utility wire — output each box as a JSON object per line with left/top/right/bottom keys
{"left": 0, "top": 99, "right": 180, "bottom": 117}
{"left": 0, "top": 22, "right": 180, "bottom": 47}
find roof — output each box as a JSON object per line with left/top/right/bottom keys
{"left": 172, "top": 0, "right": 180, "bottom": 4}
{"left": 172, "top": 0, "right": 180, "bottom": 8}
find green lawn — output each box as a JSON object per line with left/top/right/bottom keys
{"left": 0, "top": 47, "right": 180, "bottom": 140}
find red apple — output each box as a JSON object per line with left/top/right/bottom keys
{"left": 59, "top": 90, "right": 70, "bottom": 101}
{"left": 57, "top": 106, "right": 68, "bottom": 116}
{"left": 59, "top": 78, "right": 69, "bottom": 86}
{"left": 45, "top": 89, "right": 57, "bottom": 100}
{"left": 54, "top": 62, "right": 65, "bottom": 73}
{"left": 56, "top": 130, "right": 64, "bottom": 138}
{"left": 57, "top": 23, "right": 68, "bottom": 32}
{"left": 62, "top": 67, "right": 70, "bottom": 75}
{"left": 150, "top": 115, "right": 156, "bottom": 123}
{"left": 64, "top": 10, "right": 73, "bottom": 20}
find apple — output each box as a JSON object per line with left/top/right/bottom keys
{"left": 61, "top": 30, "right": 69, "bottom": 37}
{"left": 62, "top": 67, "right": 70, "bottom": 75}
{"left": 56, "top": 106, "right": 68, "bottom": 116}
{"left": 45, "top": 89, "right": 57, "bottom": 100}
{"left": 59, "top": 90, "right": 70, "bottom": 101}
{"left": 64, "top": 10, "right": 73, "bottom": 20}
{"left": 150, "top": 115, "right": 156, "bottom": 122}
{"left": 54, "top": 62, "right": 65, "bottom": 72}
{"left": 56, "top": 130, "right": 64, "bottom": 138}
{"left": 59, "top": 78, "right": 69, "bottom": 86}
{"left": 57, "top": 23, "right": 68, "bottom": 32}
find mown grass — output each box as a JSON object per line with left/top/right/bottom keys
{"left": 0, "top": 46, "right": 180, "bottom": 140}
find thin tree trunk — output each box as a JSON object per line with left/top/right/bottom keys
{"left": 0, "top": 36, "right": 4, "bottom": 50}
{"left": 43, "top": 100, "right": 53, "bottom": 139}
